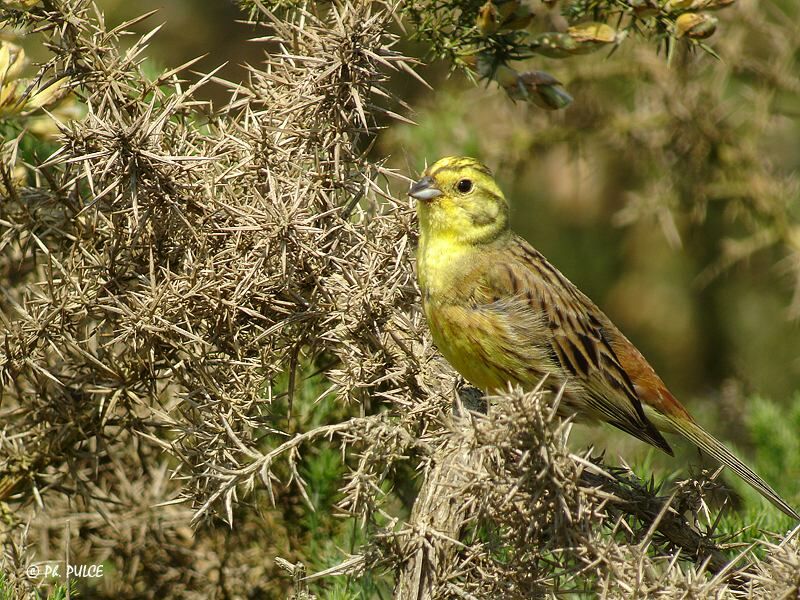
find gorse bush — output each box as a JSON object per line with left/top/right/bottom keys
{"left": 1, "top": 0, "right": 799, "bottom": 598}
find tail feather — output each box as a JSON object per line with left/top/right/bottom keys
{"left": 671, "top": 417, "right": 799, "bottom": 520}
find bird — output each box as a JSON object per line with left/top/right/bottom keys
{"left": 409, "top": 155, "right": 799, "bottom": 520}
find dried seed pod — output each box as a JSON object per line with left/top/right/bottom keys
{"left": 675, "top": 12, "right": 718, "bottom": 39}
{"left": 500, "top": 5, "right": 533, "bottom": 31}
{"left": 531, "top": 23, "right": 616, "bottom": 57}
{"left": 529, "top": 32, "right": 580, "bottom": 58}
{"left": 0, "top": 42, "right": 26, "bottom": 81}
{"left": 690, "top": 0, "right": 736, "bottom": 9}
{"left": 567, "top": 22, "right": 617, "bottom": 46}
{"left": 518, "top": 71, "right": 573, "bottom": 109}
{"left": 493, "top": 63, "right": 521, "bottom": 88}
{"left": 0, "top": 41, "right": 66, "bottom": 116}
{"left": 496, "top": 0, "right": 522, "bottom": 21}
{"left": 478, "top": 1, "right": 533, "bottom": 35}
{"left": 477, "top": 1, "right": 500, "bottom": 35}
{"left": 665, "top": 0, "right": 695, "bottom": 11}
{"left": 0, "top": 43, "right": 27, "bottom": 116}
{"left": 1, "top": 0, "right": 40, "bottom": 8}
{"left": 497, "top": 66, "right": 573, "bottom": 110}
{"left": 629, "top": 0, "right": 659, "bottom": 17}
{"left": 25, "top": 78, "right": 66, "bottom": 111}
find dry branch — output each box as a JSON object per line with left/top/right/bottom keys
{"left": 0, "top": 1, "right": 798, "bottom": 598}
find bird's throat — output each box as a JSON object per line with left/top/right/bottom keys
{"left": 417, "top": 233, "right": 480, "bottom": 301}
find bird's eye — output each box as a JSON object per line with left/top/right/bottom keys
{"left": 456, "top": 179, "right": 473, "bottom": 194}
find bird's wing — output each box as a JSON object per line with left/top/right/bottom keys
{"left": 473, "top": 236, "right": 674, "bottom": 454}
{"left": 466, "top": 237, "right": 800, "bottom": 519}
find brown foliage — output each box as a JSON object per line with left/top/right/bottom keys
{"left": 1, "top": 1, "right": 798, "bottom": 598}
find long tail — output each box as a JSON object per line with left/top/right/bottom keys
{"left": 670, "top": 416, "right": 799, "bottom": 520}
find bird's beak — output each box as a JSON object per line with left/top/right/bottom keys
{"left": 408, "top": 176, "right": 443, "bottom": 202}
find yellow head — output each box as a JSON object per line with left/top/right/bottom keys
{"left": 409, "top": 156, "right": 510, "bottom": 246}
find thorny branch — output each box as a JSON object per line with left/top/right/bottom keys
{"left": 1, "top": 1, "right": 799, "bottom": 598}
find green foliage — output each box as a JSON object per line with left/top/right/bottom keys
{"left": 747, "top": 394, "right": 800, "bottom": 487}
{"left": 263, "top": 370, "right": 394, "bottom": 598}
{"left": 0, "top": 575, "right": 12, "bottom": 600}
{"left": 400, "top": 0, "right": 737, "bottom": 110}
{"left": 0, "top": 574, "right": 75, "bottom": 600}
{"left": 721, "top": 394, "right": 800, "bottom": 534}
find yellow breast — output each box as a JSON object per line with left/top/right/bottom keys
{"left": 418, "top": 226, "right": 548, "bottom": 392}
{"left": 423, "top": 297, "right": 550, "bottom": 393}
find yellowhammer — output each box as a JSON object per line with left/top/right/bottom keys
{"left": 410, "top": 155, "right": 799, "bottom": 520}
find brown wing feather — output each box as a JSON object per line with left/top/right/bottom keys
{"left": 476, "top": 236, "right": 675, "bottom": 454}
{"left": 602, "top": 325, "right": 693, "bottom": 422}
